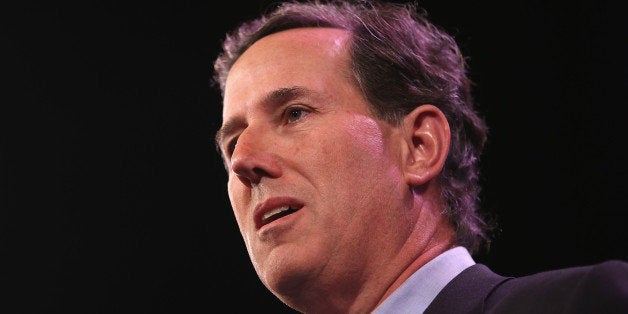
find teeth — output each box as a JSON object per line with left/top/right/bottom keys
{"left": 263, "top": 206, "right": 290, "bottom": 222}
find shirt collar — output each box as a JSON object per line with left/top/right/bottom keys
{"left": 372, "top": 246, "right": 475, "bottom": 313}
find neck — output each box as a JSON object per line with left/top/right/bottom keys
{"left": 372, "top": 197, "right": 457, "bottom": 311}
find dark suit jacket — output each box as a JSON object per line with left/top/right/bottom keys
{"left": 425, "top": 260, "right": 628, "bottom": 314}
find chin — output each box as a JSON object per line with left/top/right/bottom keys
{"left": 259, "top": 253, "right": 319, "bottom": 300}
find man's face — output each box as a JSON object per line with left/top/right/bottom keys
{"left": 217, "top": 28, "right": 410, "bottom": 300}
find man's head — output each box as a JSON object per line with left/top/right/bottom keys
{"left": 213, "top": 1, "right": 489, "bottom": 312}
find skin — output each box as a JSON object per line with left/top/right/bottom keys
{"left": 217, "top": 27, "right": 456, "bottom": 313}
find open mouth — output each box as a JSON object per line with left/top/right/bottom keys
{"left": 262, "top": 205, "right": 299, "bottom": 225}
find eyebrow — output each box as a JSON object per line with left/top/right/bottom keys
{"left": 214, "top": 86, "right": 313, "bottom": 152}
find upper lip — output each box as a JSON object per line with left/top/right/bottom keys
{"left": 254, "top": 196, "right": 303, "bottom": 230}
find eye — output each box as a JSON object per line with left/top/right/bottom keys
{"left": 224, "top": 136, "right": 238, "bottom": 158}
{"left": 285, "top": 107, "right": 310, "bottom": 123}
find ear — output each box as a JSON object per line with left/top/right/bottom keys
{"left": 401, "top": 104, "right": 450, "bottom": 186}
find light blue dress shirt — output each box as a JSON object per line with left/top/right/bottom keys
{"left": 371, "top": 246, "right": 475, "bottom": 314}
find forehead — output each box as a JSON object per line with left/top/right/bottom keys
{"left": 222, "top": 27, "right": 353, "bottom": 112}
{"left": 232, "top": 27, "right": 351, "bottom": 73}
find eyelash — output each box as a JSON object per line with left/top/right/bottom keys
{"left": 284, "top": 106, "right": 310, "bottom": 123}
{"left": 226, "top": 139, "right": 237, "bottom": 157}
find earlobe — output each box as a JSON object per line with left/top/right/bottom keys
{"left": 402, "top": 105, "right": 451, "bottom": 186}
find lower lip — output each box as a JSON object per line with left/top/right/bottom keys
{"left": 258, "top": 208, "right": 302, "bottom": 235}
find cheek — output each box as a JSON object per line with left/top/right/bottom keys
{"left": 313, "top": 116, "right": 391, "bottom": 193}
{"left": 313, "top": 117, "right": 398, "bottom": 233}
{"left": 329, "top": 117, "right": 386, "bottom": 168}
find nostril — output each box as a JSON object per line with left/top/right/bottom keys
{"left": 231, "top": 150, "right": 268, "bottom": 183}
{"left": 231, "top": 158, "right": 255, "bottom": 181}
{"left": 229, "top": 135, "right": 283, "bottom": 184}
{"left": 234, "top": 167, "right": 268, "bottom": 186}
{"left": 235, "top": 173, "right": 253, "bottom": 187}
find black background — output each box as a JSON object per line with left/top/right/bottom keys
{"left": 2, "top": 1, "right": 626, "bottom": 313}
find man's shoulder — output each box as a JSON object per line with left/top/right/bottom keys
{"left": 426, "top": 260, "right": 628, "bottom": 314}
{"left": 499, "top": 259, "right": 627, "bottom": 292}
{"left": 486, "top": 259, "right": 628, "bottom": 313}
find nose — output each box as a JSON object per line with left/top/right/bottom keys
{"left": 230, "top": 129, "right": 282, "bottom": 185}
